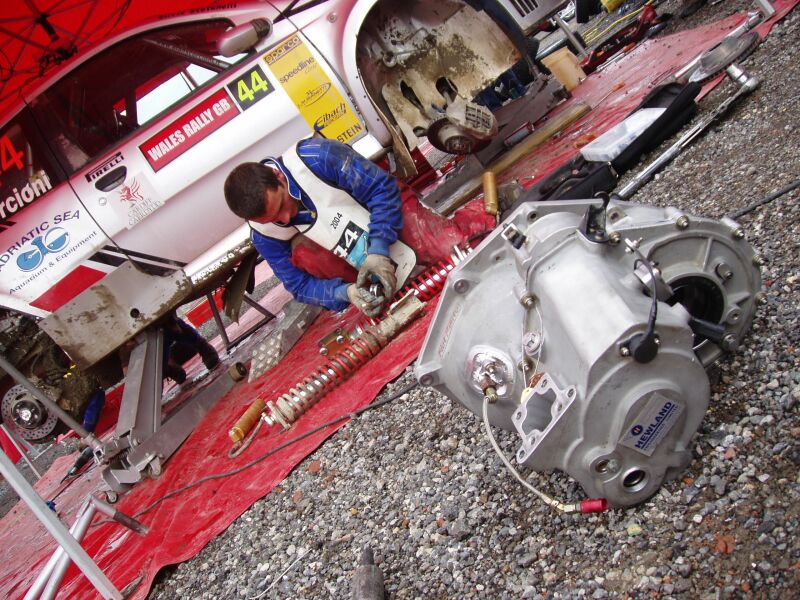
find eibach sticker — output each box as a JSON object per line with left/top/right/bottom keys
{"left": 139, "top": 89, "right": 239, "bottom": 171}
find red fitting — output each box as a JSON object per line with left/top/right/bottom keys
{"left": 580, "top": 498, "right": 609, "bottom": 513}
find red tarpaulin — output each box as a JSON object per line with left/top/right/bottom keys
{"left": 0, "top": 2, "right": 796, "bottom": 598}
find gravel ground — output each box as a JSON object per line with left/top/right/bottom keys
{"left": 67, "top": 3, "right": 800, "bottom": 598}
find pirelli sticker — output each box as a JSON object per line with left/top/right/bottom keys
{"left": 264, "top": 34, "right": 365, "bottom": 145}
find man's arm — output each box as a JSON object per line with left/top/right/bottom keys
{"left": 297, "top": 139, "right": 403, "bottom": 257}
{"left": 251, "top": 231, "right": 350, "bottom": 311}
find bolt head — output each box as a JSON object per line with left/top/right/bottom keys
{"left": 733, "top": 228, "right": 745, "bottom": 240}
{"left": 676, "top": 215, "right": 690, "bottom": 229}
{"left": 520, "top": 294, "right": 535, "bottom": 308}
{"left": 453, "top": 279, "right": 470, "bottom": 293}
{"left": 756, "top": 292, "right": 768, "bottom": 306}
{"left": 609, "top": 232, "right": 621, "bottom": 245}
{"left": 721, "top": 334, "right": 738, "bottom": 351}
{"left": 620, "top": 346, "right": 631, "bottom": 357}
{"left": 753, "top": 255, "right": 765, "bottom": 267}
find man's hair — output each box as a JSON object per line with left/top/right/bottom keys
{"left": 224, "top": 162, "right": 281, "bottom": 220}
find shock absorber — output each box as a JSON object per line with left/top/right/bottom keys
{"left": 229, "top": 294, "right": 425, "bottom": 444}
{"left": 352, "top": 246, "right": 470, "bottom": 333}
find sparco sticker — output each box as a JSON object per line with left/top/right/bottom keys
{"left": 620, "top": 394, "right": 684, "bottom": 456}
{"left": 263, "top": 34, "right": 365, "bottom": 145}
{"left": 139, "top": 89, "right": 239, "bottom": 171}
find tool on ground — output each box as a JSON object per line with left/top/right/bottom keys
{"left": 60, "top": 446, "right": 94, "bottom": 483}
{"left": 351, "top": 546, "right": 386, "bottom": 600}
{"left": 617, "top": 64, "right": 760, "bottom": 200}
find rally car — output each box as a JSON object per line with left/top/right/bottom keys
{"left": 0, "top": 0, "right": 566, "bottom": 439}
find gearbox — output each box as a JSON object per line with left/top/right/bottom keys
{"left": 415, "top": 198, "right": 762, "bottom": 507}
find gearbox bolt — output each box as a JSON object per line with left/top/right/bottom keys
{"left": 732, "top": 228, "right": 745, "bottom": 240}
{"left": 715, "top": 262, "right": 734, "bottom": 281}
{"left": 608, "top": 232, "right": 621, "bottom": 245}
{"left": 619, "top": 346, "right": 631, "bottom": 357}
{"left": 520, "top": 294, "right": 535, "bottom": 309}
{"left": 752, "top": 255, "right": 765, "bottom": 267}
{"left": 721, "top": 334, "right": 738, "bottom": 351}
{"left": 484, "top": 386, "right": 499, "bottom": 404}
{"left": 756, "top": 292, "right": 767, "bottom": 306}
{"left": 675, "top": 215, "right": 690, "bottom": 230}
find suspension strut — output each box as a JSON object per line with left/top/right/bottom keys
{"left": 229, "top": 294, "right": 426, "bottom": 446}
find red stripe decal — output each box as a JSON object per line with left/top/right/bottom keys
{"left": 30, "top": 265, "right": 106, "bottom": 312}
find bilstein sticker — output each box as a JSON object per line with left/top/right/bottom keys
{"left": 139, "top": 89, "right": 239, "bottom": 171}
{"left": 264, "top": 34, "right": 365, "bottom": 145}
{"left": 620, "top": 393, "right": 683, "bottom": 456}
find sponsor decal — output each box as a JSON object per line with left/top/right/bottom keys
{"left": 263, "top": 34, "right": 365, "bottom": 144}
{"left": 0, "top": 210, "right": 99, "bottom": 293}
{"left": 139, "top": 89, "right": 239, "bottom": 171}
{"left": 620, "top": 394, "right": 684, "bottom": 457}
{"left": 0, "top": 171, "right": 53, "bottom": 223}
{"left": 107, "top": 174, "right": 163, "bottom": 229}
{"left": 86, "top": 152, "right": 124, "bottom": 183}
{"left": 300, "top": 83, "right": 331, "bottom": 107}
{"left": 228, "top": 66, "right": 274, "bottom": 111}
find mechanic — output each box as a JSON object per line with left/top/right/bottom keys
{"left": 224, "top": 138, "right": 494, "bottom": 317}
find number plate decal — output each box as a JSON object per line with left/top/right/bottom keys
{"left": 227, "top": 65, "right": 274, "bottom": 111}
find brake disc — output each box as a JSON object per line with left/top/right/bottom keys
{"left": 687, "top": 32, "right": 760, "bottom": 84}
{"left": 1, "top": 383, "right": 58, "bottom": 440}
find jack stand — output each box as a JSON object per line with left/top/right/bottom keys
{"left": 100, "top": 327, "right": 246, "bottom": 493}
{"left": 0, "top": 423, "right": 43, "bottom": 479}
{"left": 0, "top": 451, "right": 123, "bottom": 600}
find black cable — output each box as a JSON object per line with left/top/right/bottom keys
{"left": 92, "top": 380, "right": 420, "bottom": 524}
{"left": 728, "top": 178, "right": 800, "bottom": 220}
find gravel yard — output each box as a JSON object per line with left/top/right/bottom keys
{"left": 149, "top": 3, "right": 799, "bottom": 599}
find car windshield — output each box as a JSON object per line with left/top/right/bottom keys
{"left": 30, "top": 19, "right": 246, "bottom": 174}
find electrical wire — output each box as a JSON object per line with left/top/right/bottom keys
{"left": 627, "top": 240, "right": 658, "bottom": 340}
{"left": 481, "top": 397, "right": 558, "bottom": 509}
{"left": 94, "top": 380, "right": 420, "bottom": 524}
{"left": 728, "top": 177, "right": 800, "bottom": 220}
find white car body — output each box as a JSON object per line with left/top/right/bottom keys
{"left": 0, "top": 0, "right": 565, "bottom": 370}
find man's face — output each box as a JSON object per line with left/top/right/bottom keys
{"left": 251, "top": 170, "right": 299, "bottom": 225}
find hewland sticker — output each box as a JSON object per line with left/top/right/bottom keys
{"left": 620, "top": 393, "right": 684, "bottom": 456}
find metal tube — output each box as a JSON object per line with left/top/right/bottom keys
{"left": 40, "top": 502, "right": 99, "bottom": 600}
{"left": 0, "top": 451, "right": 122, "bottom": 600}
{"left": 24, "top": 499, "right": 91, "bottom": 600}
{"left": 553, "top": 15, "right": 588, "bottom": 59}
{"left": 0, "top": 354, "right": 100, "bottom": 451}
{"left": 617, "top": 65, "right": 760, "bottom": 200}
{"left": 0, "top": 423, "right": 42, "bottom": 479}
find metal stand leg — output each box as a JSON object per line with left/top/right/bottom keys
{"left": 207, "top": 292, "right": 275, "bottom": 352}
{"left": 207, "top": 293, "right": 232, "bottom": 349}
{"left": 0, "top": 451, "right": 123, "bottom": 600}
{"left": 0, "top": 423, "right": 42, "bottom": 479}
{"left": 100, "top": 323, "right": 247, "bottom": 492}
{"left": 554, "top": 15, "right": 588, "bottom": 59}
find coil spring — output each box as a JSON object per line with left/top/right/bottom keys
{"left": 356, "top": 248, "right": 466, "bottom": 331}
{"left": 265, "top": 330, "right": 384, "bottom": 428}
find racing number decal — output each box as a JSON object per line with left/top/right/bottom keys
{"left": 227, "top": 66, "right": 274, "bottom": 111}
{"left": 333, "top": 221, "right": 368, "bottom": 267}
{"left": 0, "top": 134, "right": 25, "bottom": 181}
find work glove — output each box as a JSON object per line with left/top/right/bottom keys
{"left": 356, "top": 253, "right": 397, "bottom": 299}
{"left": 346, "top": 284, "right": 385, "bottom": 318}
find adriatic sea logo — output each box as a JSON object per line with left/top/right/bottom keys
{"left": 631, "top": 425, "right": 643, "bottom": 436}
{"left": 16, "top": 227, "right": 69, "bottom": 271}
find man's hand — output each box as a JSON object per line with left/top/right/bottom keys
{"left": 357, "top": 254, "right": 397, "bottom": 298}
{"left": 346, "top": 284, "right": 385, "bottom": 318}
